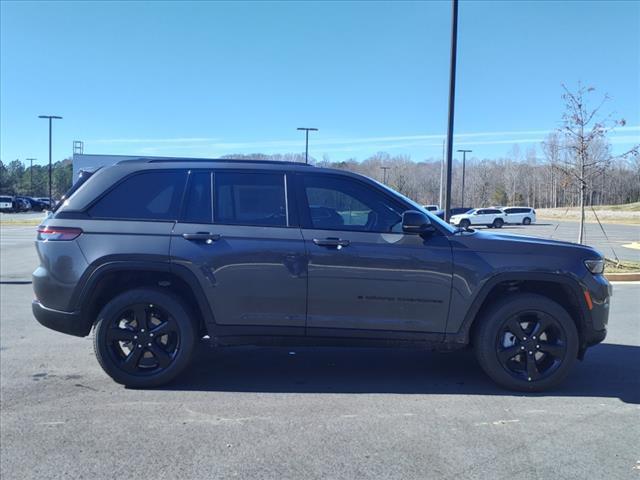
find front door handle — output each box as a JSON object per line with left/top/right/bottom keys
{"left": 313, "top": 237, "right": 350, "bottom": 248}
{"left": 182, "top": 232, "right": 221, "bottom": 244}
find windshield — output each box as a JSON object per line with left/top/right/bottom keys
{"left": 373, "top": 179, "right": 456, "bottom": 233}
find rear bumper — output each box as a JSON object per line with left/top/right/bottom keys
{"left": 32, "top": 301, "right": 89, "bottom": 337}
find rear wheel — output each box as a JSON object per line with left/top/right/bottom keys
{"left": 474, "top": 294, "right": 579, "bottom": 391}
{"left": 523, "top": 217, "right": 532, "bottom": 225}
{"left": 93, "top": 288, "right": 197, "bottom": 388}
{"left": 492, "top": 218, "right": 504, "bottom": 228}
{"left": 459, "top": 219, "right": 471, "bottom": 229}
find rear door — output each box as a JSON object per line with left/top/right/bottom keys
{"left": 296, "top": 173, "right": 453, "bottom": 336}
{"left": 472, "top": 209, "right": 489, "bottom": 225}
{"left": 170, "top": 169, "right": 307, "bottom": 331}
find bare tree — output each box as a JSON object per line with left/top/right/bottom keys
{"left": 555, "top": 83, "right": 637, "bottom": 243}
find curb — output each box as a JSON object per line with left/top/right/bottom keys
{"left": 605, "top": 272, "right": 640, "bottom": 282}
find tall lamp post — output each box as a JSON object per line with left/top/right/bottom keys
{"left": 443, "top": 0, "right": 459, "bottom": 222}
{"left": 26, "top": 158, "right": 37, "bottom": 196}
{"left": 38, "top": 115, "right": 62, "bottom": 203}
{"left": 297, "top": 127, "right": 318, "bottom": 164}
{"left": 457, "top": 149, "right": 472, "bottom": 208}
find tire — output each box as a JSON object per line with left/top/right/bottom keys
{"left": 473, "top": 293, "right": 579, "bottom": 392}
{"left": 459, "top": 219, "right": 471, "bottom": 229}
{"left": 93, "top": 288, "right": 197, "bottom": 388}
{"left": 492, "top": 218, "right": 504, "bottom": 228}
{"left": 523, "top": 217, "right": 532, "bottom": 225}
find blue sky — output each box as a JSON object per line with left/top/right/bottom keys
{"left": 1, "top": 0, "right": 639, "bottom": 165}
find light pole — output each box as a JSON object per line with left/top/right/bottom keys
{"left": 380, "top": 166, "right": 391, "bottom": 184}
{"left": 443, "top": 0, "right": 459, "bottom": 222}
{"left": 38, "top": 115, "right": 62, "bottom": 202}
{"left": 26, "top": 158, "right": 36, "bottom": 196}
{"left": 457, "top": 149, "right": 472, "bottom": 208}
{"left": 297, "top": 127, "right": 318, "bottom": 164}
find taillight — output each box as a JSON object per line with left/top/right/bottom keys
{"left": 37, "top": 226, "right": 83, "bottom": 241}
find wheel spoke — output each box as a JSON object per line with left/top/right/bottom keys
{"left": 133, "top": 305, "right": 148, "bottom": 331}
{"left": 506, "top": 318, "right": 525, "bottom": 341}
{"left": 538, "top": 341, "right": 564, "bottom": 358}
{"left": 150, "top": 320, "right": 174, "bottom": 337}
{"left": 498, "top": 345, "right": 521, "bottom": 362}
{"left": 531, "top": 315, "right": 552, "bottom": 338}
{"left": 107, "top": 327, "right": 136, "bottom": 343}
{"left": 525, "top": 354, "right": 541, "bottom": 380}
{"left": 121, "top": 347, "right": 144, "bottom": 373}
{"left": 149, "top": 344, "right": 172, "bottom": 368}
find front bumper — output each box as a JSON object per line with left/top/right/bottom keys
{"left": 32, "top": 301, "right": 89, "bottom": 337}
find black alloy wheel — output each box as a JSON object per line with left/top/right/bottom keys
{"left": 474, "top": 293, "right": 579, "bottom": 391}
{"left": 496, "top": 310, "right": 567, "bottom": 382}
{"left": 105, "top": 303, "right": 180, "bottom": 375}
{"left": 492, "top": 218, "right": 504, "bottom": 228}
{"left": 94, "top": 289, "right": 197, "bottom": 388}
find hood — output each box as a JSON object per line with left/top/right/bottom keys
{"left": 453, "top": 230, "right": 603, "bottom": 259}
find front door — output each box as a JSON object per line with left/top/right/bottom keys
{"left": 296, "top": 173, "right": 453, "bottom": 337}
{"left": 170, "top": 170, "right": 307, "bottom": 330}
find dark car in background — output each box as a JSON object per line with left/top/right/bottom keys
{"left": 32, "top": 158, "right": 610, "bottom": 392}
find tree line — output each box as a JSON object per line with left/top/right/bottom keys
{"left": 0, "top": 158, "right": 73, "bottom": 198}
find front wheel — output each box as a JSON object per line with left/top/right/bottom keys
{"left": 474, "top": 294, "right": 579, "bottom": 391}
{"left": 523, "top": 217, "right": 532, "bottom": 225}
{"left": 459, "top": 219, "right": 471, "bottom": 229}
{"left": 93, "top": 288, "right": 197, "bottom": 388}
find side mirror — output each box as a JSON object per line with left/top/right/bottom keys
{"left": 402, "top": 210, "right": 435, "bottom": 234}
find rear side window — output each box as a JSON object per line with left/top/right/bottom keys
{"left": 89, "top": 170, "right": 186, "bottom": 221}
{"left": 214, "top": 172, "right": 287, "bottom": 226}
{"left": 182, "top": 171, "right": 213, "bottom": 223}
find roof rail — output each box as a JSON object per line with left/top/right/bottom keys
{"left": 116, "top": 157, "right": 312, "bottom": 166}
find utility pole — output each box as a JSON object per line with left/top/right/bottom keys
{"left": 380, "top": 166, "right": 391, "bottom": 184}
{"left": 457, "top": 149, "right": 472, "bottom": 208}
{"left": 297, "top": 127, "right": 318, "bottom": 164}
{"left": 26, "top": 158, "right": 36, "bottom": 195}
{"left": 439, "top": 139, "right": 445, "bottom": 208}
{"left": 443, "top": 0, "right": 459, "bottom": 222}
{"left": 38, "top": 115, "right": 62, "bottom": 202}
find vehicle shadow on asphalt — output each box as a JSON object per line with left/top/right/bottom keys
{"left": 164, "top": 342, "right": 640, "bottom": 404}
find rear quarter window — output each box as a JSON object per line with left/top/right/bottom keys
{"left": 89, "top": 170, "right": 187, "bottom": 221}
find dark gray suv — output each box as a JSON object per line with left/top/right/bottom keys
{"left": 32, "top": 158, "right": 611, "bottom": 391}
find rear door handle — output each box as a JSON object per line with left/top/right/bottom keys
{"left": 313, "top": 237, "right": 350, "bottom": 248}
{"left": 182, "top": 232, "right": 221, "bottom": 243}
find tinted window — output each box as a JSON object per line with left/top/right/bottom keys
{"left": 89, "top": 170, "right": 186, "bottom": 220}
{"left": 301, "top": 175, "right": 403, "bottom": 232}
{"left": 489, "top": 209, "right": 502, "bottom": 214}
{"left": 214, "top": 172, "right": 287, "bottom": 226}
{"left": 182, "top": 171, "right": 212, "bottom": 223}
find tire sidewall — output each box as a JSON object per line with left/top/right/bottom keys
{"left": 474, "top": 293, "right": 579, "bottom": 392}
{"left": 93, "top": 288, "right": 197, "bottom": 388}
{"left": 523, "top": 217, "right": 531, "bottom": 225}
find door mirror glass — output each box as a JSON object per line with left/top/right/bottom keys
{"left": 402, "top": 210, "right": 435, "bottom": 234}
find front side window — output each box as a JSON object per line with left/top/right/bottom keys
{"left": 214, "top": 172, "right": 287, "bottom": 226}
{"left": 301, "top": 175, "right": 403, "bottom": 233}
{"left": 89, "top": 170, "right": 186, "bottom": 221}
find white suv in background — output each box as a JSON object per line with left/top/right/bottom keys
{"left": 503, "top": 207, "right": 536, "bottom": 225}
{"left": 450, "top": 208, "right": 506, "bottom": 229}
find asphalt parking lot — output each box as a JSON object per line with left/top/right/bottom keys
{"left": 1, "top": 223, "right": 639, "bottom": 479}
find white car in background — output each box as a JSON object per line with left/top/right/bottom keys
{"left": 502, "top": 206, "right": 536, "bottom": 225}
{"left": 450, "top": 208, "right": 506, "bottom": 229}
{"left": 0, "top": 195, "right": 14, "bottom": 212}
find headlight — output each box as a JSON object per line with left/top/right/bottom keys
{"left": 584, "top": 259, "right": 605, "bottom": 274}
